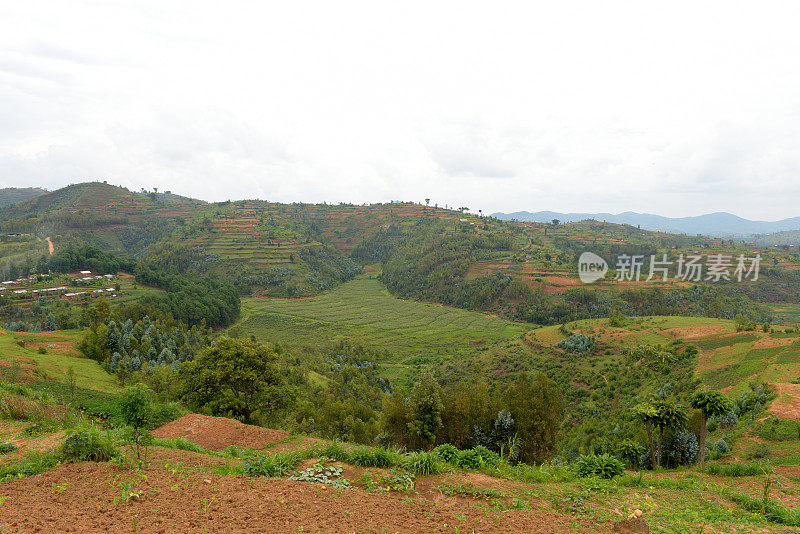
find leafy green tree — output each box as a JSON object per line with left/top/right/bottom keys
{"left": 118, "top": 384, "right": 153, "bottom": 467}
{"left": 178, "top": 337, "right": 293, "bottom": 424}
{"left": 653, "top": 400, "right": 687, "bottom": 467}
{"left": 503, "top": 372, "right": 563, "bottom": 463}
{"left": 439, "top": 374, "right": 492, "bottom": 449}
{"left": 628, "top": 345, "right": 674, "bottom": 396}
{"left": 381, "top": 389, "right": 411, "bottom": 447}
{"left": 407, "top": 372, "right": 443, "bottom": 450}
{"left": 618, "top": 439, "right": 646, "bottom": 469}
{"left": 689, "top": 389, "right": 733, "bottom": 464}
{"left": 634, "top": 402, "right": 659, "bottom": 469}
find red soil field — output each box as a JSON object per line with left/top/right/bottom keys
{"left": 151, "top": 414, "right": 290, "bottom": 450}
{"left": 0, "top": 457, "right": 600, "bottom": 533}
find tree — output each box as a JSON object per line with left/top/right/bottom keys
{"left": 551, "top": 219, "right": 560, "bottom": 226}
{"left": 628, "top": 345, "right": 674, "bottom": 397}
{"left": 689, "top": 390, "right": 733, "bottom": 464}
{"left": 503, "top": 372, "right": 563, "bottom": 463}
{"left": 634, "top": 402, "right": 659, "bottom": 469}
{"left": 118, "top": 384, "right": 153, "bottom": 468}
{"left": 407, "top": 372, "right": 442, "bottom": 449}
{"left": 178, "top": 337, "right": 293, "bottom": 424}
{"left": 381, "top": 389, "right": 411, "bottom": 447}
{"left": 653, "top": 400, "right": 687, "bottom": 467}
{"left": 439, "top": 376, "right": 491, "bottom": 449}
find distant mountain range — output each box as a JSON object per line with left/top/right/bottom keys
{"left": 491, "top": 210, "right": 800, "bottom": 238}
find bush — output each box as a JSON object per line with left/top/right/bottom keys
{"left": 713, "top": 438, "right": 730, "bottom": 458}
{"left": 403, "top": 451, "right": 442, "bottom": 475}
{"left": 349, "top": 446, "right": 397, "bottom": 468}
{"left": 244, "top": 450, "right": 304, "bottom": 477}
{"left": 716, "top": 410, "right": 738, "bottom": 429}
{"left": 456, "top": 446, "right": 500, "bottom": 469}
{"left": 556, "top": 334, "right": 596, "bottom": 355}
{"left": 744, "top": 444, "right": 771, "bottom": 460}
{"left": 433, "top": 443, "right": 459, "bottom": 464}
{"left": 666, "top": 430, "right": 699, "bottom": 466}
{"left": 617, "top": 439, "right": 645, "bottom": 468}
{"left": 60, "top": 425, "right": 118, "bottom": 462}
{"left": 575, "top": 453, "right": 624, "bottom": 479}
{"left": 0, "top": 443, "right": 17, "bottom": 454}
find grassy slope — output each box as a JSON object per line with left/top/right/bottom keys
{"left": 240, "top": 277, "right": 531, "bottom": 363}
{"left": 0, "top": 330, "right": 118, "bottom": 393}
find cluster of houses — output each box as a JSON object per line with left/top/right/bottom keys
{"left": 1, "top": 271, "right": 118, "bottom": 300}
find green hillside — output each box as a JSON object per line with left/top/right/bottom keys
{"left": 0, "top": 187, "right": 47, "bottom": 207}
{"left": 239, "top": 276, "right": 530, "bottom": 364}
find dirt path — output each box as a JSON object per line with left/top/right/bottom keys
{"left": 45, "top": 237, "right": 54, "bottom": 254}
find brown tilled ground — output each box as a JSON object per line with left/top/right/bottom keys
{"left": 662, "top": 325, "right": 728, "bottom": 339}
{"left": 769, "top": 383, "right": 800, "bottom": 420}
{"left": 0, "top": 459, "right": 600, "bottom": 533}
{"left": 151, "top": 414, "right": 291, "bottom": 450}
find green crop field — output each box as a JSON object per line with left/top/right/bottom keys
{"left": 239, "top": 277, "right": 532, "bottom": 363}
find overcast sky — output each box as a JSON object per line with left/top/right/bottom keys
{"left": 2, "top": 1, "right": 800, "bottom": 219}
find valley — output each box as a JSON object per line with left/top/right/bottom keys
{"left": 0, "top": 182, "right": 799, "bottom": 532}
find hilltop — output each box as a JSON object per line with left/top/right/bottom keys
{"left": 1, "top": 181, "right": 798, "bottom": 321}
{"left": 493, "top": 210, "right": 800, "bottom": 238}
{"left": 0, "top": 188, "right": 47, "bottom": 208}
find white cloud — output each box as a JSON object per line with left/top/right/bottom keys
{"left": 1, "top": 0, "right": 800, "bottom": 220}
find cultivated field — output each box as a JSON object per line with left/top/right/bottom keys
{"left": 240, "top": 277, "right": 530, "bottom": 362}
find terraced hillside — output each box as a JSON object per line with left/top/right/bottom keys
{"left": 239, "top": 276, "right": 530, "bottom": 367}
{"left": 2, "top": 182, "right": 799, "bottom": 317}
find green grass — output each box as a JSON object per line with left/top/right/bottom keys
{"left": 0, "top": 331, "right": 119, "bottom": 393}
{"left": 240, "top": 278, "right": 531, "bottom": 361}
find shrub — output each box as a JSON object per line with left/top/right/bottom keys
{"left": 456, "top": 446, "right": 500, "bottom": 470}
{"left": 244, "top": 450, "right": 304, "bottom": 477}
{"left": 716, "top": 410, "right": 738, "bottom": 429}
{"left": 713, "top": 438, "right": 730, "bottom": 458}
{"left": 0, "top": 443, "right": 17, "bottom": 454}
{"left": 433, "top": 443, "right": 459, "bottom": 464}
{"left": 349, "top": 446, "right": 397, "bottom": 468}
{"left": 118, "top": 384, "right": 154, "bottom": 467}
{"left": 556, "top": 334, "right": 596, "bottom": 355}
{"left": 575, "top": 453, "right": 624, "bottom": 479}
{"left": 744, "top": 444, "right": 771, "bottom": 460}
{"left": 666, "top": 430, "right": 699, "bottom": 466}
{"left": 403, "top": 451, "right": 442, "bottom": 475}
{"left": 617, "top": 439, "right": 645, "bottom": 468}
{"left": 60, "top": 425, "right": 118, "bottom": 462}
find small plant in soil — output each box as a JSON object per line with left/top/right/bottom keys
{"left": 290, "top": 460, "right": 350, "bottom": 488}
{"left": 118, "top": 384, "right": 154, "bottom": 469}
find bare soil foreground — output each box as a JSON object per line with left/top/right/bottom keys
{"left": 0, "top": 455, "right": 597, "bottom": 533}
